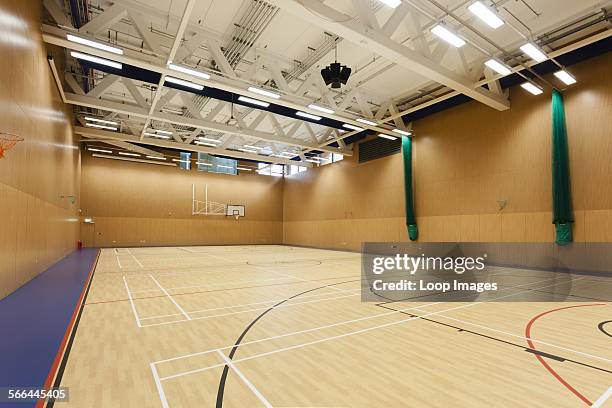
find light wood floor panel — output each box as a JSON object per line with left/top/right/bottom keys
{"left": 59, "top": 246, "right": 611, "bottom": 408}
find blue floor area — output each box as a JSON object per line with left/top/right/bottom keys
{"left": 0, "top": 248, "right": 99, "bottom": 407}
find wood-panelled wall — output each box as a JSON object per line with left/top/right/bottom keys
{"left": 80, "top": 155, "right": 283, "bottom": 247}
{"left": 0, "top": 0, "right": 81, "bottom": 299}
{"left": 283, "top": 52, "right": 612, "bottom": 250}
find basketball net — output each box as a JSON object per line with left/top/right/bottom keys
{"left": 0, "top": 132, "right": 23, "bottom": 159}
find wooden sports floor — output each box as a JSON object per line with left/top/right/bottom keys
{"left": 58, "top": 245, "right": 612, "bottom": 408}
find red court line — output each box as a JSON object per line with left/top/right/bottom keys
{"left": 524, "top": 303, "right": 606, "bottom": 407}
{"left": 36, "top": 250, "right": 100, "bottom": 408}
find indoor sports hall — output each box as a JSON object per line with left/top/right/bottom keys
{"left": 0, "top": 0, "right": 610, "bottom": 407}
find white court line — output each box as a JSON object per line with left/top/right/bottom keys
{"left": 153, "top": 276, "right": 591, "bottom": 382}
{"left": 124, "top": 248, "right": 144, "bottom": 268}
{"left": 206, "top": 252, "right": 358, "bottom": 295}
{"left": 139, "top": 288, "right": 362, "bottom": 321}
{"left": 264, "top": 268, "right": 353, "bottom": 294}
{"left": 138, "top": 269, "right": 528, "bottom": 323}
{"left": 433, "top": 313, "right": 612, "bottom": 364}
{"left": 149, "top": 275, "right": 192, "bottom": 321}
{"left": 141, "top": 292, "right": 360, "bottom": 327}
{"left": 150, "top": 363, "right": 170, "bottom": 408}
{"left": 592, "top": 386, "right": 612, "bottom": 408}
{"left": 152, "top": 275, "right": 562, "bottom": 365}
{"left": 132, "top": 254, "right": 144, "bottom": 268}
{"left": 129, "top": 275, "right": 303, "bottom": 294}
{"left": 158, "top": 301, "right": 504, "bottom": 382}
{"left": 116, "top": 255, "right": 122, "bottom": 269}
{"left": 216, "top": 350, "right": 273, "bottom": 408}
{"left": 122, "top": 276, "right": 141, "bottom": 328}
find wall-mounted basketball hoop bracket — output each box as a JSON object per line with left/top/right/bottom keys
{"left": 192, "top": 184, "right": 245, "bottom": 220}
{"left": 0, "top": 132, "right": 24, "bottom": 159}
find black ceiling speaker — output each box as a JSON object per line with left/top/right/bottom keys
{"left": 321, "top": 40, "right": 351, "bottom": 89}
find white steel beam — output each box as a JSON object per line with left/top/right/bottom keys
{"left": 87, "top": 74, "right": 121, "bottom": 98}
{"left": 320, "top": 28, "right": 612, "bottom": 149}
{"left": 43, "top": 0, "right": 74, "bottom": 28}
{"left": 75, "top": 126, "right": 313, "bottom": 167}
{"left": 42, "top": 27, "right": 398, "bottom": 137}
{"left": 140, "top": 0, "right": 197, "bottom": 139}
{"left": 80, "top": 4, "right": 128, "bottom": 35}
{"left": 122, "top": 78, "right": 149, "bottom": 108}
{"left": 64, "top": 92, "right": 350, "bottom": 155}
{"left": 266, "top": 0, "right": 509, "bottom": 111}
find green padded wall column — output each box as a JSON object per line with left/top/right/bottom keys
{"left": 551, "top": 89, "right": 573, "bottom": 245}
{"left": 402, "top": 136, "right": 418, "bottom": 241}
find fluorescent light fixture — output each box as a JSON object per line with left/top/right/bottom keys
{"left": 306, "top": 159, "right": 320, "bottom": 163}
{"left": 280, "top": 152, "right": 295, "bottom": 157}
{"left": 165, "top": 76, "right": 204, "bottom": 90}
{"left": 554, "top": 70, "right": 577, "bottom": 85}
{"left": 378, "top": 133, "right": 398, "bottom": 140}
{"left": 88, "top": 148, "right": 112, "bottom": 154}
{"left": 520, "top": 82, "right": 543, "bottom": 95}
{"left": 237, "top": 96, "right": 270, "bottom": 108}
{"left": 194, "top": 141, "right": 217, "bottom": 147}
{"left": 308, "top": 104, "right": 335, "bottom": 114}
{"left": 146, "top": 155, "right": 166, "bottom": 160}
{"left": 247, "top": 86, "right": 281, "bottom": 99}
{"left": 198, "top": 137, "right": 221, "bottom": 143}
{"left": 143, "top": 132, "right": 171, "bottom": 139}
{"left": 85, "top": 123, "right": 117, "bottom": 131}
{"left": 70, "top": 51, "right": 122, "bottom": 69}
{"left": 239, "top": 148, "right": 259, "bottom": 154}
{"left": 168, "top": 63, "right": 210, "bottom": 80}
{"left": 296, "top": 111, "right": 322, "bottom": 121}
{"left": 196, "top": 162, "right": 212, "bottom": 166}
{"left": 520, "top": 43, "right": 547, "bottom": 62}
{"left": 161, "top": 107, "right": 184, "bottom": 115}
{"left": 217, "top": 164, "right": 233, "bottom": 169}
{"left": 92, "top": 154, "right": 177, "bottom": 166}
{"left": 84, "top": 217, "right": 93, "bottom": 223}
{"left": 356, "top": 118, "right": 377, "bottom": 126}
{"left": 468, "top": 1, "right": 504, "bottom": 29}
{"left": 85, "top": 116, "right": 118, "bottom": 125}
{"left": 153, "top": 129, "right": 172, "bottom": 135}
{"left": 237, "top": 167, "right": 252, "bottom": 171}
{"left": 172, "top": 158, "right": 190, "bottom": 163}
{"left": 343, "top": 124, "right": 364, "bottom": 131}
{"left": 243, "top": 145, "right": 263, "bottom": 150}
{"left": 431, "top": 25, "right": 465, "bottom": 48}
{"left": 119, "top": 152, "right": 141, "bottom": 157}
{"left": 392, "top": 129, "right": 412, "bottom": 136}
{"left": 484, "top": 59, "right": 512, "bottom": 76}
{"left": 376, "top": 0, "right": 401, "bottom": 8}
{"left": 67, "top": 34, "right": 123, "bottom": 54}
{"left": 310, "top": 156, "right": 330, "bottom": 162}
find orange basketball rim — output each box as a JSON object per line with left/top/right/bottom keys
{"left": 0, "top": 132, "right": 23, "bottom": 158}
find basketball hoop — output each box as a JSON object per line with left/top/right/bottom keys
{"left": 0, "top": 132, "right": 24, "bottom": 159}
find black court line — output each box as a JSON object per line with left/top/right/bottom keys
{"left": 215, "top": 279, "right": 360, "bottom": 407}
{"left": 375, "top": 303, "right": 612, "bottom": 375}
{"left": 598, "top": 320, "right": 612, "bottom": 338}
{"left": 216, "top": 278, "right": 611, "bottom": 406}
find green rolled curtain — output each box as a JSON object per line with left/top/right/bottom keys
{"left": 551, "top": 89, "right": 573, "bottom": 245}
{"left": 402, "top": 136, "right": 418, "bottom": 241}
